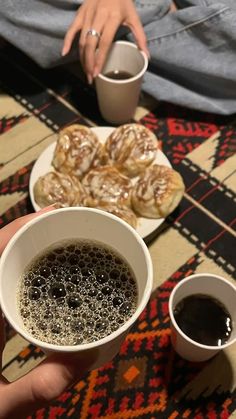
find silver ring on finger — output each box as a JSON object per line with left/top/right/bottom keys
{"left": 86, "top": 28, "right": 101, "bottom": 40}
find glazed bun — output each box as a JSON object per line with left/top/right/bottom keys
{"left": 82, "top": 166, "right": 132, "bottom": 207}
{"left": 34, "top": 171, "right": 88, "bottom": 208}
{"left": 52, "top": 124, "right": 103, "bottom": 179}
{"left": 96, "top": 204, "right": 137, "bottom": 229}
{"left": 132, "top": 164, "right": 185, "bottom": 218}
{"left": 104, "top": 123, "right": 158, "bottom": 177}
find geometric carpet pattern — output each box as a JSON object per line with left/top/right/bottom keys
{"left": 0, "top": 43, "right": 236, "bottom": 418}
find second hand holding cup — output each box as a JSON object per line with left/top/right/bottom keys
{"left": 0, "top": 207, "right": 153, "bottom": 370}
{"left": 95, "top": 41, "right": 148, "bottom": 125}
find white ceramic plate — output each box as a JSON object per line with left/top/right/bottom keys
{"left": 29, "top": 127, "right": 172, "bottom": 240}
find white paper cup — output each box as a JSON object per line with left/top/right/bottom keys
{"left": 169, "top": 273, "right": 236, "bottom": 362}
{"left": 95, "top": 41, "right": 148, "bottom": 125}
{"left": 0, "top": 208, "right": 153, "bottom": 370}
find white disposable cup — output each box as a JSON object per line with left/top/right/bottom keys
{"left": 95, "top": 41, "right": 148, "bottom": 125}
{"left": 0, "top": 208, "right": 153, "bottom": 370}
{"left": 169, "top": 273, "right": 236, "bottom": 362}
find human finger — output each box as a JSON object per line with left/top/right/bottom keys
{"left": 62, "top": 14, "right": 83, "bottom": 57}
{"left": 1, "top": 353, "right": 92, "bottom": 419}
{"left": 124, "top": 12, "right": 150, "bottom": 58}
{"left": 83, "top": 28, "right": 103, "bottom": 82}
{"left": 79, "top": 26, "right": 99, "bottom": 82}
{"left": 82, "top": 12, "right": 112, "bottom": 82}
{"left": 92, "top": 18, "right": 121, "bottom": 78}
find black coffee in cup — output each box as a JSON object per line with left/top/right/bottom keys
{"left": 104, "top": 70, "right": 134, "bottom": 80}
{"left": 18, "top": 239, "right": 138, "bottom": 346}
{"left": 174, "top": 294, "right": 232, "bottom": 346}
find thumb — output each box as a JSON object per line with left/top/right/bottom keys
{"left": 1, "top": 352, "right": 91, "bottom": 419}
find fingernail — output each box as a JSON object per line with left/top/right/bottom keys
{"left": 93, "top": 68, "right": 99, "bottom": 78}
{"left": 87, "top": 75, "right": 93, "bottom": 85}
{"left": 61, "top": 48, "right": 67, "bottom": 57}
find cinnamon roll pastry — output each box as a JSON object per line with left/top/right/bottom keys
{"left": 132, "top": 164, "right": 185, "bottom": 218}
{"left": 82, "top": 166, "right": 132, "bottom": 207}
{"left": 104, "top": 123, "right": 158, "bottom": 177}
{"left": 34, "top": 171, "right": 88, "bottom": 208}
{"left": 52, "top": 124, "right": 103, "bottom": 179}
{"left": 96, "top": 204, "right": 137, "bottom": 229}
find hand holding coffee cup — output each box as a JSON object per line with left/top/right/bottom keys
{"left": 169, "top": 274, "right": 236, "bottom": 362}
{"left": 0, "top": 208, "right": 153, "bottom": 370}
{"left": 95, "top": 41, "right": 148, "bottom": 125}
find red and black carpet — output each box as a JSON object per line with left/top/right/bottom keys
{"left": 0, "top": 43, "right": 236, "bottom": 419}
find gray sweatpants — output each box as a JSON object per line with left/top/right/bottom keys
{"left": 1, "top": 0, "right": 236, "bottom": 115}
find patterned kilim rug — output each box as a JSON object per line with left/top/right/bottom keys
{"left": 0, "top": 43, "right": 236, "bottom": 419}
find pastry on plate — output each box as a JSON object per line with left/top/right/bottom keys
{"left": 132, "top": 164, "right": 185, "bottom": 218}
{"left": 34, "top": 171, "right": 88, "bottom": 208}
{"left": 52, "top": 124, "right": 103, "bottom": 179}
{"left": 96, "top": 204, "right": 137, "bottom": 229}
{"left": 82, "top": 166, "right": 132, "bottom": 207}
{"left": 104, "top": 123, "right": 158, "bottom": 177}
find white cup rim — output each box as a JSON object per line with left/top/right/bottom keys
{"left": 97, "top": 40, "right": 148, "bottom": 84}
{"left": 0, "top": 207, "right": 153, "bottom": 352}
{"left": 169, "top": 273, "right": 236, "bottom": 351}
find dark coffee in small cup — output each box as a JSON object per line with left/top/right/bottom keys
{"left": 174, "top": 294, "right": 232, "bottom": 346}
